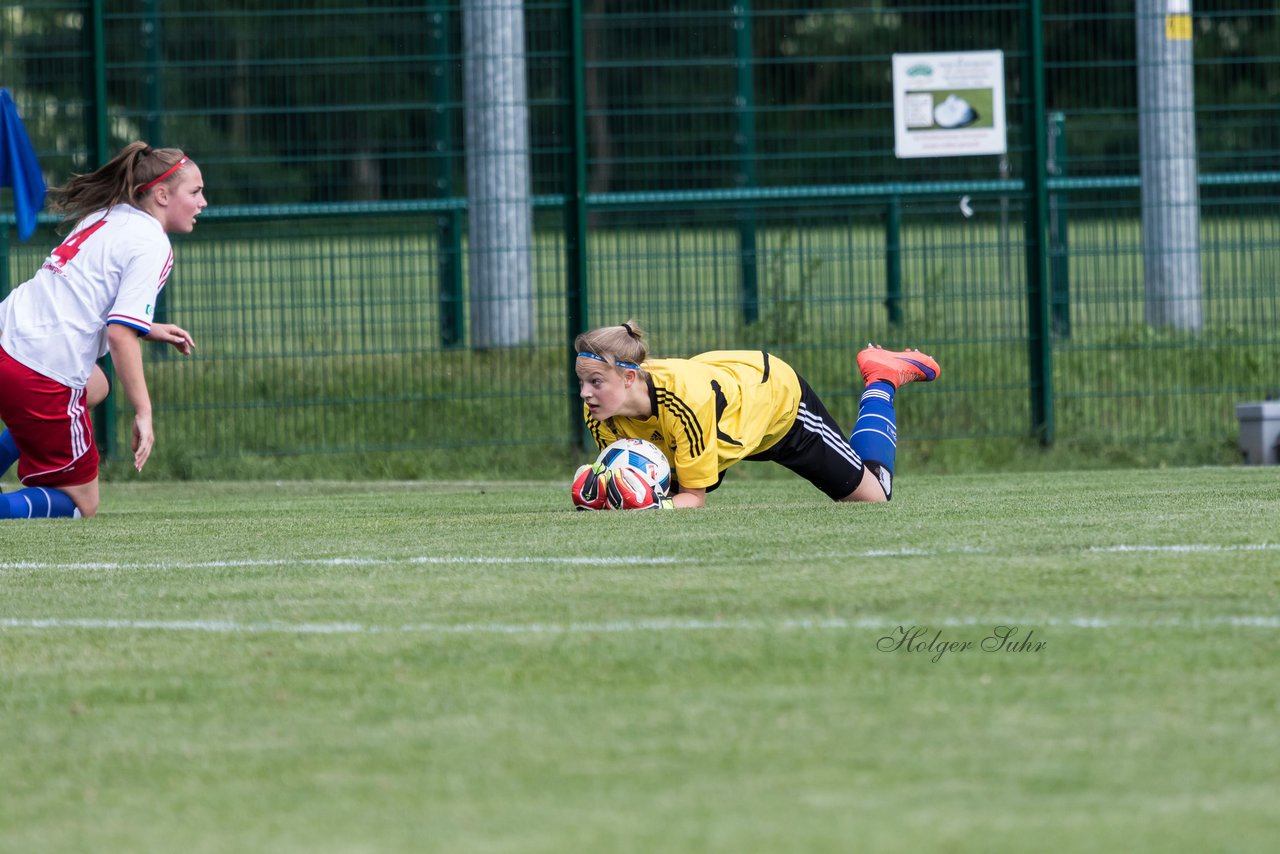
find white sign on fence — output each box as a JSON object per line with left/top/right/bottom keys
{"left": 892, "top": 51, "right": 1007, "bottom": 159}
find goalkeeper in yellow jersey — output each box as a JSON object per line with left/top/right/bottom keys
{"left": 572, "top": 320, "right": 939, "bottom": 509}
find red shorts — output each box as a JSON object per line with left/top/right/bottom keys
{"left": 0, "top": 344, "right": 99, "bottom": 487}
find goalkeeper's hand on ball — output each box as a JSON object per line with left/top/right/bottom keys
{"left": 604, "top": 464, "right": 675, "bottom": 510}
{"left": 570, "top": 462, "right": 612, "bottom": 511}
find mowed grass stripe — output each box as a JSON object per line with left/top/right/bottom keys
{"left": 3, "top": 541, "right": 1278, "bottom": 573}
{"left": 3, "top": 614, "right": 1280, "bottom": 635}
{"left": 0, "top": 554, "right": 682, "bottom": 571}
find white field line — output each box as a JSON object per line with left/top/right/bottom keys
{"left": 3, "top": 542, "right": 1275, "bottom": 574}
{"left": 0, "top": 555, "right": 682, "bottom": 571}
{"left": 1088, "top": 543, "right": 1279, "bottom": 553}
{"left": 1, "top": 614, "right": 1278, "bottom": 635}
{"left": 0, "top": 549, "right": 938, "bottom": 572}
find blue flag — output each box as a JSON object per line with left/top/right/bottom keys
{"left": 0, "top": 87, "right": 47, "bottom": 241}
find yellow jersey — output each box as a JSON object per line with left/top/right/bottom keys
{"left": 584, "top": 350, "right": 802, "bottom": 491}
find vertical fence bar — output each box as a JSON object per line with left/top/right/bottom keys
{"left": 142, "top": 0, "right": 164, "bottom": 144}
{"left": 88, "top": 0, "right": 108, "bottom": 164}
{"left": 565, "top": 0, "right": 590, "bottom": 448}
{"left": 0, "top": 223, "right": 9, "bottom": 298}
{"left": 1024, "top": 0, "right": 1054, "bottom": 444}
{"left": 1047, "top": 111, "right": 1069, "bottom": 337}
{"left": 884, "top": 194, "right": 902, "bottom": 326}
{"left": 87, "top": 0, "right": 116, "bottom": 458}
{"left": 142, "top": 0, "right": 173, "bottom": 342}
{"left": 428, "top": 0, "right": 464, "bottom": 348}
{"left": 734, "top": 0, "right": 758, "bottom": 326}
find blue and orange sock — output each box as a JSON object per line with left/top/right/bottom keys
{"left": 0, "top": 429, "right": 18, "bottom": 478}
{"left": 0, "top": 487, "right": 81, "bottom": 519}
{"left": 849, "top": 380, "right": 897, "bottom": 498}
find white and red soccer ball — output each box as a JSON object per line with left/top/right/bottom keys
{"left": 571, "top": 438, "right": 672, "bottom": 511}
{"left": 597, "top": 438, "right": 671, "bottom": 494}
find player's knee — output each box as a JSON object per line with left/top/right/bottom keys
{"left": 839, "top": 465, "right": 890, "bottom": 503}
{"left": 71, "top": 492, "right": 99, "bottom": 518}
{"left": 838, "top": 487, "right": 886, "bottom": 504}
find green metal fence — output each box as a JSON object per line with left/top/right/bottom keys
{"left": 3, "top": 1, "right": 1278, "bottom": 477}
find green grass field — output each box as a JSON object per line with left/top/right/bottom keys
{"left": 3, "top": 467, "right": 1280, "bottom": 852}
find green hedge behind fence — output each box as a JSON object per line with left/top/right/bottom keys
{"left": 2, "top": 1, "right": 1278, "bottom": 478}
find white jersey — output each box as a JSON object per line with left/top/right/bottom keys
{"left": 0, "top": 204, "right": 173, "bottom": 388}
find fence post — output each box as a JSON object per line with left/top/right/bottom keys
{"left": 565, "top": 0, "right": 590, "bottom": 449}
{"left": 0, "top": 224, "right": 9, "bottom": 298}
{"left": 1024, "top": 0, "right": 1054, "bottom": 444}
{"left": 428, "top": 0, "right": 464, "bottom": 348}
{"left": 142, "top": 0, "right": 164, "bottom": 144}
{"left": 462, "top": 0, "right": 535, "bottom": 348}
{"left": 884, "top": 194, "right": 902, "bottom": 326}
{"left": 87, "top": 0, "right": 117, "bottom": 459}
{"left": 734, "top": 0, "right": 759, "bottom": 326}
{"left": 141, "top": 0, "right": 175, "bottom": 351}
{"left": 88, "top": 0, "right": 108, "bottom": 163}
{"left": 1137, "top": 0, "right": 1202, "bottom": 331}
{"left": 1047, "top": 111, "right": 1070, "bottom": 337}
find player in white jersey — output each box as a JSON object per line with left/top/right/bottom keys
{"left": 0, "top": 141, "right": 205, "bottom": 520}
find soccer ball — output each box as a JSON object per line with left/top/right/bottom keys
{"left": 598, "top": 438, "right": 672, "bottom": 495}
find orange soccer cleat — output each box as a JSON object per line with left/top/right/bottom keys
{"left": 857, "top": 345, "right": 941, "bottom": 388}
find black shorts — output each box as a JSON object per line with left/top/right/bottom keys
{"left": 745, "top": 373, "right": 865, "bottom": 500}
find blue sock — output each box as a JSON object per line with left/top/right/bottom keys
{"left": 850, "top": 380, "right": 898, "bottom": 497}
{"left": 0, "top": 429, "right": 18, "bottom": 477}
{"left": 1, "top": 487, "right": 81, "bottom": 519}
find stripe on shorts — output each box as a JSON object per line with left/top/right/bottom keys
{"left": 796, "top": 402, "right": 861, "bottom": 467}
{"left": 67, "top": 387, "right": 89, "bottom": 460}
